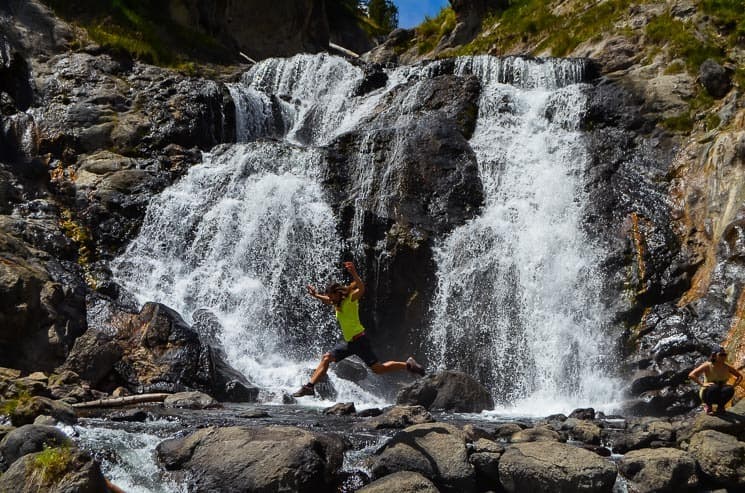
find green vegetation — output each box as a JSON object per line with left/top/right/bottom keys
{"left": 41, "top": 0, "right": 231, "bottom": 67}
{"left": 0, "top": 390, "right": 31, "bottom": 416}
{"left": 645, "top": 14, "right": 722, "bottom": 71}
{"left": 31, "top": 445, "right": 73, "bottom": 484}
{"left": 455, "top": 0, "right": 634, "bottom": 57}
{"left": 662, "top": 112, "right": 694, "bottom": 132}
{"left": 367, "top": 0, "right": 399, "bottom": 33}
{"left": 417, "top": 8, "right": 457, "bottom": 54}
{"left": 701, "top": 0, "right": 745, "bottom": 45}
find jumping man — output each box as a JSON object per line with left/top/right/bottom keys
{"left": 293, "top": 261, "right": 425, "bottom": 397}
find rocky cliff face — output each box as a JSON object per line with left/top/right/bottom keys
{"left": 1, "top": 0, "right": 744, "bottom": 415}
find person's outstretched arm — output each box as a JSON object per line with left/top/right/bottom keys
{"left": 344, "top": 262, "right": 365, "bottom": 301}
{"left": 307, "top": 285, "right": 333, "bottom": 305}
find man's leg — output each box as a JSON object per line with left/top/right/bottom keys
{"left": 310, "top": 353, "right": 335, "bottom": 384}
{"left": 370, "top": 361, "right": 407, "bottom": 374}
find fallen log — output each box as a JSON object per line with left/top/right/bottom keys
{"left": 72, "top": 393, "right": 171, "bottom": 409}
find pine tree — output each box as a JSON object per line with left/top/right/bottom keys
{"left": 366, "top": 0, "right": 398, "bottom": 33}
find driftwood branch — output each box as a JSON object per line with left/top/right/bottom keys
{"left": 328, "top": 42, "right": 359, "bottom": 58}
{"left": 72, "top": 393, "right": 171, "bottom": 409}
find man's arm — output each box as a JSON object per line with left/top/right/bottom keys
{"left": 344, "top": 262, "right": 365, "bottom": 301}
{"left": 728, "top": 364, "right": 743, "bottom": 386}
{"left": 307, "top": 285, "right": 333, "bottom": 305}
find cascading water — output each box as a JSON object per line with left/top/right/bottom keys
{"left": 113, "top": 52, "right": 620, "bottom": 412}
{"left": 425, "top": 56, "right": 620, "bottom": 414}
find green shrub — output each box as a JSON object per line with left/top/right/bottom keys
{"left": 31, "top": 445, "right": 73, "bottom": 484}
{"left": 662, "top": 112, "right": 694, "bottom": 132}
{"left": 416, "top": 7, "right": 457, "bottom": 54}
{"left": 646, "top": 14, "right": 722, "bottom": 71}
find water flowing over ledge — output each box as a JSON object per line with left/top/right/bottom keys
{"left": 113, "top": 53, "right": 621, "bottom": 413}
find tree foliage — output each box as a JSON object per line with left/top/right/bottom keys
{"left": 365, "top": 0, "right": 399, "bottom": 32}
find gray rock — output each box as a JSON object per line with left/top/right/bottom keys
{"left": 163, "top": 391, "right": 219, "bottom": 410}
{"left": 370, "top": 422, "right": 475, "bottom": 492}
{"left": 563, "top": 418, "right": 602, "bottom": 445}
{"left": 499, "top": 441, "right": 617, "bottom": 493}
{"left": 0, "top": 424, "right": 71, "bottom": 472}
{"left": 687, "top": 430, "right": 745, "bottom": 489}
{"left": 59, "top": 330, "right": 122, "bottom": 387}
{"left": 357, "top": 405, "right": 434, "bottom": 430}
{"left": 618, "top": 447, "right": 698, "bottom": 493}
{"left": 156, "top": 425, "right": 346, "bottom": 493}
{"left": 357, "top": 471, "right": 440, "bottom": 493}
{"left": 0, "top": 446, "right": 108, "bottom": 493}
{"left": 699, "top": 59, "right": 731, "bottom": 98}
{"left": 396, "top": 371, "right": 494, "bottom": 412}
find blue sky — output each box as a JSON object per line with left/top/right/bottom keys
{"left": 393, "top": 0, "right": 451, "bottom": 29}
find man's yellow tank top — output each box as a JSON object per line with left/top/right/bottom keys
{"left": 336, "top": 295, "right": 365, "bottom": 342}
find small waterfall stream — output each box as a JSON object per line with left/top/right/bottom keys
{"left": 113, "top": 53, "right": 620, "bottom": 412}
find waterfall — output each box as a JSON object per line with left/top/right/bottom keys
{"left": 113, "top": 53, "right": 620, "bottom": 412}
{"left": 424, "top": 56, "right": 620, "bottom": 414}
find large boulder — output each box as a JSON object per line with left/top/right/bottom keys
{"left": 618, "top": 447, "right": 698, "bottom": 493}
{"left": 61, "top": 302, "right": 259, "bottom": 401}
{"left": 369, "top": 422, "right": 476, "bottom": 492}
{"left": 0, "top": 231, "right": 86, "bottom": 373}
{"left": 396, "top": 371, "right": 494, "bottom": 412}
{"left": 0, "top": 446, "right": 108, "bottom": 493}
{"left": 687, "top": 429, "right": 745, "bottom": 489}
{"left": 0, "top": 425, "right": 71, "bottom": 472}
{"left": 156, "top": 425, "right": 346, "bottom": 492}
{"left": 498, "top": 441, "right": 617, "bottom": 493}
{"left": 10, "top": 396, "right": 76, "bottom": 427}
{"left": 358, "top": 471, "right": 440, "bottom": 493}
{"left": 699, "top": 59, "right": 731, "bottom": 98}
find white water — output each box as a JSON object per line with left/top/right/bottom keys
{"left": 425, "top": 56, "right": 620, "bottom": 415}
{"left": 62, "top": 424, "right": 185, "bottom": 493}
{"left": 113, "top": 53, "right": 620, "bottom": 412}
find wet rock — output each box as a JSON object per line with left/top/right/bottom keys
{"left": 396, "top": 371, "right": 494, "bottom": 412}
{"left": 562, "top": 418, "right": 602, "bottom": 445}
{"left": 569, "top": 408, "right": 596, "bottom": 420}
{"left": 238, "top": 409, "right": 270, "bottom": 419}
{"left": 369, "top": 422, "right": 476, "bottom": 493}
{"left": 59, "top": 330, "right": 123, "bottom": 387}
{"left": 356, "top": 408, "right": 383, "bottom": 417}
{"left": 333, "top": 358, "right": 369, "bottom": 382}
{"left": 32, "top": 415, "right": 56, "bottom": 426}
{"left": 110, "top": 409, "right": 149, "bottom": 422}
{"left": 163, "top": 391, "right": 219, "bottom": 410}
{"left": 357, "top": 471, "right": 440, "bottom": 493}
{"left": 356, "top": 405, "right": 434, "bottom": 430}
{"left": 0, "top": 446, "right": 108, "bottom": 492}
{"left": 499, "top": 441, "right": 617, "bottom": 493}
{"left": 511, "top": 425, "right": 562, "bottom": 443}
{"left": 603, "top": 418, "right": 677, "bottom": 454}
{"left": 699, "top": 59, "right": 731, "bottom": 98}
{"left": 0, "top": 424, "right": 71, "bottom": 472}
{"left": 10, "top": 396, "right": 76, "bottom": 426}
{"left": 676, "top": 411, "right": 745, "bottom": 445}
{"left": 494, "top": 423, "right": 524, "bottom": 440}
{"left": 324, "top": 402, "right": 356, "bottom": 416}
{"left": 687, "top": 430, "right": 745, "bottom": 489}
{"left": 72, "top": 302, "right": 258, "bottom": 402}
{"left": 618, "top": 447, "right": 698, "bottom": 493}
{"left": 0, "top": 231, "right": 86, "bottom": 373}
{"left": 156, "top": 425, "right": 345, "bottom": 493}
{"left": 469, "top": 438, "right": 503, "bottom": 486}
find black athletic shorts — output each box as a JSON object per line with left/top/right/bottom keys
{"left": 329, "top": 333, "right": 379, "bottom": 367}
